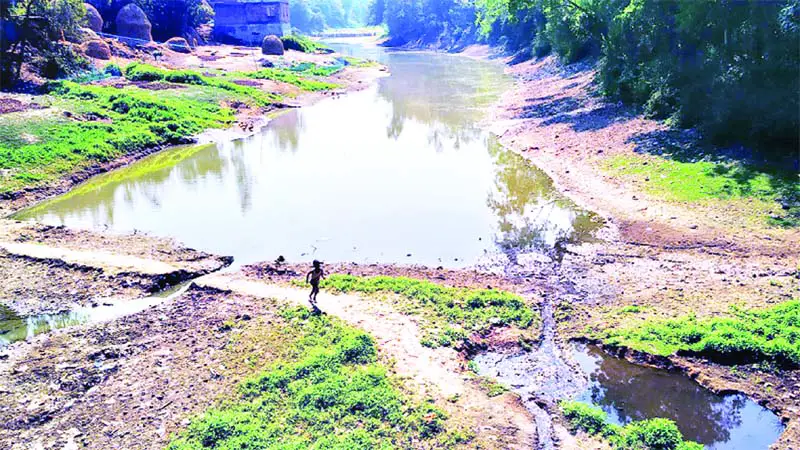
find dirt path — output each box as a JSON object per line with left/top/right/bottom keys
{"left": 195, "top": 273, "right": 538, "bottom": 449}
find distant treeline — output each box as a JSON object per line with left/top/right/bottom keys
{"left": 290, "top": 0, "right": 371, "bottom": 32}
{"left": 369, "top": 0, "right": 800, "bottom": 155}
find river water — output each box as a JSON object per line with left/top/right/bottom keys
{"left": 15, "top": 44, "right": 601, "bottom": 269}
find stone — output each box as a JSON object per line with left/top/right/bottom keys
{"left": 84, "top": 3, "right": 103, "bottom": 32}
{"left": 165, "top": 37, "right": 191, "bottom": 53}
{"left": 82, "top": 40, "right": 112, "bottom": 60}
{"left": 78, "top": 27, "right": 100, "bottom": 43}
{"left": 261, "top": 34, "right": 284, "bottom": 55}
{"left": 116, "top": 3, "right": 152, "bottom": 42}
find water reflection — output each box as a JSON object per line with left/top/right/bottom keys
{"left": 15, "top": 43, "right": 599, "bottom": 268}
{"left": 573, "top": 343, "right": 785, "bottom": 449}
{"left": 487, "top": 141, "right": 600, "bottom": 262}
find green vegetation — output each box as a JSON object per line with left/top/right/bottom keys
{"left": 478, "top": 377, "right": 508, "bottom": 397}
{"left": 0, "top": 82, "right": 234, "bottom": 194}
{"left": 241, "top": 68, "right": 339, "bottom": 91}
{"left": 370, "top": 0, "right": 799, "bottom": 155}
{"left": 167, "top": 306, "right": 468, "bottom": 449}
{"left": 123, "top": 63, "right": 282, "bottom": 104}
{"left": 596, "top": 300, "right": 800, "bottom": 368}
{"left": 560, "top": 401, "right": 703, "bottom": 450}
{"left": 317, "top": 274, "right": 536, "bottom": 348}
{"left": 603, "top": 154, "right": 799, "bottom": 227}
{"left": 280, "top": 34, "right": 331, "bottom": 53}
{"left": 289, "top": 61, "right": 344, "bottom": 77}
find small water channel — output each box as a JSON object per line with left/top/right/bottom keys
{"left": 0, "top": 284, "right": 186, "bottom": 348}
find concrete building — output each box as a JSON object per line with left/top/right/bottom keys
{"left": 212, "top": 0, "right": 291, "bottom": 45}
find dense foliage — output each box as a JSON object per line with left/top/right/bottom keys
{"left": 597, "top": 300, "right": 800, "bottom": 368}
{"left": 371, "top": 0, "right": 800, "bottom": 154}
{"left": 1, "top": 0, "right": 89, "bottom": 84}
{"left": 560, "top": 401, "right": 703, "bottom": 450}
{"left": 280, "top": 34, "right": 331, "bottom": 53}
{"left": 319, "top": 274, "right": 536, "bottom": 348}
{"left": 168, "top": 307, "right": 467, "bottom": 449}
{"left": 290, "top": 0, "right": 371, "bottom": 32}
{"left": 86, "top": 0, "right": 213, "bottom": 40}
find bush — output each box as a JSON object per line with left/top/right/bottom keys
{"left": 280, "top": 34, "right": 330, "bottom": 53}
{"left": 560, "top": 401, "right": 702, "bottom": 450}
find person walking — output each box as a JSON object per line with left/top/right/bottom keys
{"left": 305, "top": 260, "right": 325, "bottom": 313}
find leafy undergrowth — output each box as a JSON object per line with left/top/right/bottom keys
{"left": 317, "top": 274, "right": 537, "bottom": 348}
{"left": 241, "top": 68, "right": 339, "bottom": 91}
{"left": 0, "top": 81, "right": 234, "bottom": 194}
{"left": 602, "top": 154, "right": 799, "bottom": 227}
{"left": 281, "top": 34, "right": 332, "bottom": 53}
{"left": 168, "top": 307, "right": 470, "bottom": 449}
{"left": 561, "top": 401, "right": 702, "bottom": 450}
{"left": 595, "top": 300, "right": 800, "bottom": 368}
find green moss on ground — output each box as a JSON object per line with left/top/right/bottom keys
{"left": 602, "top": 154, "right": 799, "bottom": 227}
{"left": 316, "top": 274, "right": 537, "bottom": 348}
{"left": 167, "top": 306, "right": 471, "bottom": 449}
{"left": 594, "top": 299, "right": 800, "bottom": 368}
{"left": 560, "top": 401, "right": 703, "bottom": 450}
{"left": 241, "top": 68, "right": 339, "bottom": 91}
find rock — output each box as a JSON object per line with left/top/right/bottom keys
{"left": 82, "top": 40, "right": 111, "bottom": 60}
{"left": 78, "top": 27, "right": 100, "bottom": 43}
{"left": 165, "top": 37, "right": 191, "bottom": 53}
{"left": 84, "top": 3, "right": 103, "bottom": 32}
{"left": 261, "top": 35, "right": 284, "bottom": 56}
{"left": 257, "top": 58, "right": 275, "bottom": 68}
{"left": 116, "top": 4, "right": 152, "bottom": 42}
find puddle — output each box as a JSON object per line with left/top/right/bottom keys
{"left": 572, "top": 343, "right": 785, "bottom": 449}
{"left": 0, "top": 283, "right": 187, "bottom": 348}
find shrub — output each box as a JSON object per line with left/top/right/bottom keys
{"left": 280, "top": 34, "right": 330, "bottom": 53}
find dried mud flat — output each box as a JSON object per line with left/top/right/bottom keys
{"left": 0, "top": 220, "right": 232, "bottom": 315}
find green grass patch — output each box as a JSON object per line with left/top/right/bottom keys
{"left": 477, "top": 377, "right": 508, "bottom": 397}
{"left": 316, "top": 274, "right": 537, "bottom": 349}
{"left": 602, "top": 154, "right": 799, "bottom": 227}
{"left": 280, "top": 34, "right": 331, "bottom": 54}
{"left": 124, "top": 63, "right": 281, "bottom": 106}
{"left": 560, "top": 401, "right": 703, "bottom": 450}
{"left": 342, "top": 56, "right": 379, "bottom": 68}
{"left": 241, "top": 68, "right": 339, "bottom": 91}
{"left": 596, "top": 300, "right": 800, "bottom": 368}
{"left": 0, "top": 82, "right": 235, "bottom": 194}
{"left": 167, "top": 306, "right": 469, "bottom": 449}
{"left": 289, "top": 61, "right": 344, "bottom": 77}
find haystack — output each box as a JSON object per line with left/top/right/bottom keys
{"left": 83, "top": 40, "right": 112, "bottom": 60}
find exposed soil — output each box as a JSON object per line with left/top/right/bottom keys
{"left": 0, "top": 220, "right": 231, "bottom": 315}
{"left": 0, "top": 97, "right": 43, "bottom": 115}
{"left": 0, "top": 285, "right": 276, "bottom": 450}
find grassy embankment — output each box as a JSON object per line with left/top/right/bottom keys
{"left": 315, "top": 274, "right": 538, "bottom": 349}
{"left": 602, "top": 153, "right": 799, "bottom": 228}
{"left": 168, "top": 306, "right": 472, "bottom": 449}
{"left": 0, "top": 61, "right": 345, "bottom": 197}
{"left": 587, "top": 300, "right": 800, "bottom": 369}
{"left": 560, "top": 401, "right": 702, "bottom": 450}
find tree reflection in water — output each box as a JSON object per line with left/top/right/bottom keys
{"left": 486, "top": 139, "right": 601, "bottom": 262}
{"left": 574, "top": 344, "right": 750, "bottom": 446}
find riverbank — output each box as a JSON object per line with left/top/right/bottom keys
{"left": 0, "top": 44, "right": 387, "bottom": 217}
{"left": 484, "top": 52, "right": 800, "bottom": 447}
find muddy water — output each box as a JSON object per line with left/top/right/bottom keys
{"left": 572, "top": 343, "right": 784, "bottom": 449}
{"left": 15, "top": 44, "right": 601, "bottom": 268}
{"left": 476, "top": 341, "right": 785, "bottom": 450}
